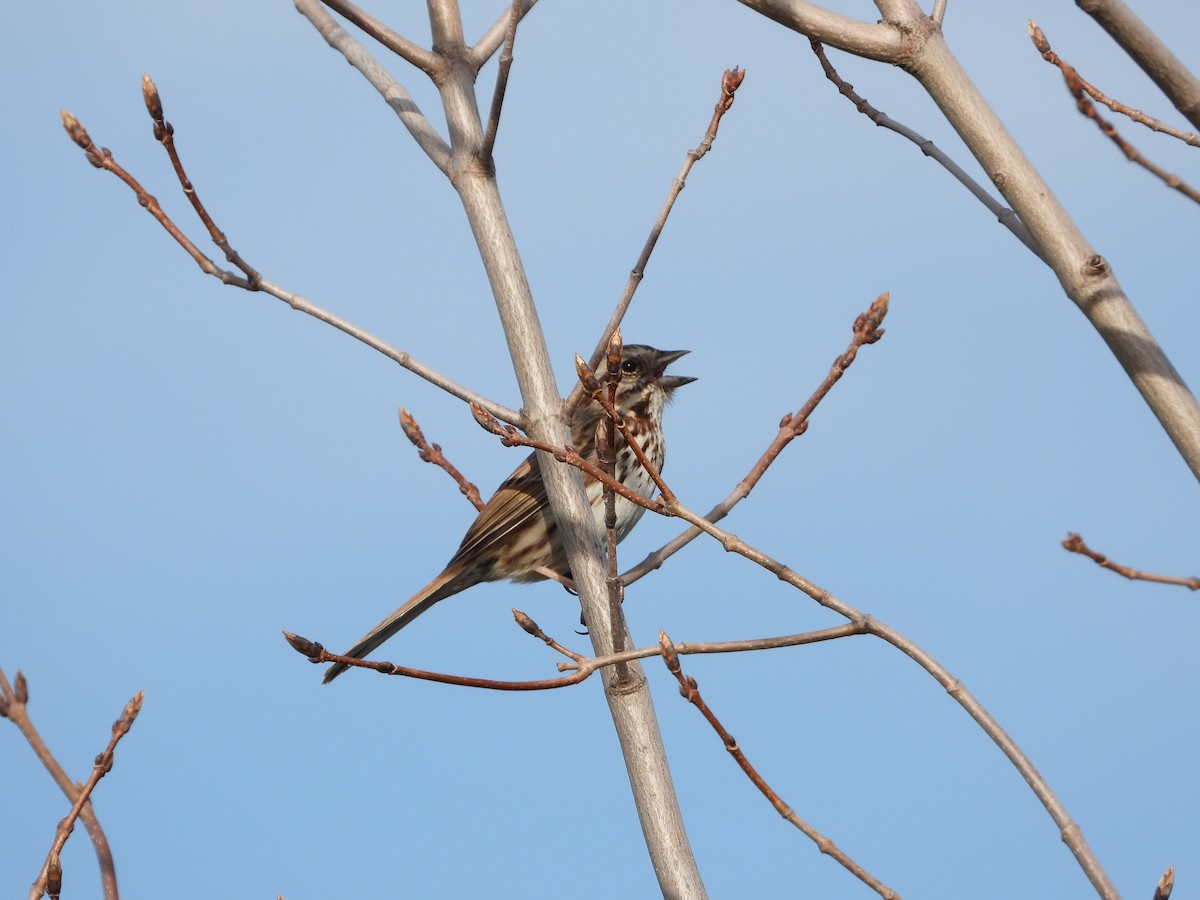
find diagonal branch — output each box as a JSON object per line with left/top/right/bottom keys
{"left": 810, "top": 42, "right": 1047, "bottom": 261}
{"left": 622, "top": 292, "right": 888, "bottom": 585}
{"left": 479, "top": 0, "right": 524, "bottom": 160}
{"left": 318, "top": 0, "right": 438, "bottom": 74}
{"left": 296, "top": 0, "right": 451, "bottom": 171}
{"left": 659, "top": 633, "right": 899, "bottom": 899}
{"left": 1075, "top": 0, "right": 1200, "bottom": 131}
{"left": 569, "top": 67, "right": 747, "bottom": 414}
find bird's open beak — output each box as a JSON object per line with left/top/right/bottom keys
{"left": 654, "top": 349, "right": 696, "bottom": 391}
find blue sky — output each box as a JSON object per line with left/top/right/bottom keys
{"left": 4, "top": 2, "right": 1199, "bottom": 897}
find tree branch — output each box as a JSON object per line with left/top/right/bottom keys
{"left": 296, "top": 0, "right": 451, "bottom": 171}
{"left": 1075, "top": 0, "right": 1200, "bottom": 131}
{"left": 1, "top": 669, "right": 119, "bottom": 900}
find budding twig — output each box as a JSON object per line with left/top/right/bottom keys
{"left": 0, "top": 669, "right": 118, "bottom": 900}
{"left": 61, "top": 84, "right": 520, "bottom": 426}
{"left": 470, "top": 403, "right": 665, "bottom": 515}
{"left": 621, "top": 292, "right": 889, "bottom": 585}
{"left": 1029, "top": 21, "right": 1200, "bottom": 204}
{"left": 1062, "top": 533, "right": 1199, "bottom": 590}
{"left": 574, "top": 354, "right": 676, "bottom": 505}
{"left": 658, "top": 632, "right": 900, "bottom": 899}
{"left": 398, "top": 408, "right": 568, "bottom": 586}
{"left": 570, "top": 66, "right": 747, "bottom": 414}
{"left": 29, "top": 690, "right": 143, "bottom": 900}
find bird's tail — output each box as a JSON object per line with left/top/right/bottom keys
{"left": 322, "top": 567, "right": 471, "bottom": 683}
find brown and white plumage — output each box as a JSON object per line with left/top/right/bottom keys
{"left": 322, "top": 345, "right": 694, "bottom": 683}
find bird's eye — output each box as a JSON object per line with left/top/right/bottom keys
{"left": 621, "top": 359, "right": 640, "bottom": 375}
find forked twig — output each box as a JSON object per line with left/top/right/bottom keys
{"left": 28, "top": 691, "right": 143, "bottom": 900}
{"left": 809, "top": 42, "right": 1046, "bottom": 261}
{"left": 1062, "top": 533, "right": 1199, "bottom": 590}
{"left": 61, "top": 82, "right": 519, "bottom": 426}
{"left": 659, "top": 633, "right": 900, "bottom": 899}
{"left": 1029, "top": 21, "right": 1200, "bottom": 204}
{"left": 569, "top": 67, "right": 747, "bottom": 414}
{"left": 1, "top": 669, "right": 119, "bottom": 900}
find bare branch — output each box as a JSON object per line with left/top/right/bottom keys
{"left": 810, "top": 43, "right": 1046, "bottom": 261}
{"left": 29, "top": 691, "right": 143, "bottom": 900}
{"left": 1, "top": 669, "right": 118, "bottom": 900}
{"left": 659, "top": 633, "right": 900, "bottom": 898}
{"left": 571, "top": 67, "right": 747, "bottom": 413}
{"left": 734, "top": 0, "right": 902, "bottom": 62}
{"left": 471, "top": 0, "right": 538, "bottom": 65}
{"left": 1030, "top": 22, "right": 1200, "bottom": 204}
{"left": 1075, "top": 0, "right": 1200, "bottom": 131}
{"left": 318, "top": 0, "right": 437, "bottom": 74}
{"left": 295, "top": 0, "right": 451, "bottom": 171}
{"left": 1062, "top": 533, "right": 1199, "bottom": 590}
{"left": 479, "top": 0, "right": 523, "bottom": 161}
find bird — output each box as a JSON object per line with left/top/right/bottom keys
{"left": 323, "top": 344, "right": 694, "bottom": 682}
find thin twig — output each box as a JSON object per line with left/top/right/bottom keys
{"left": 1026, "top": 49, "right": 1199, "bottom": 147}
{"left": 61, "top": 101, "right": 519, "bottom": 426}
{"left": 470, "top": 403, "right": 664, "bottom": 516}
{"left": 810, "top": 42, "right": 1046, "bottom": 261}
{"left": 1, "top": 669, "right": 119, "bottom": 900}
{"left": 600, "top": 330, "right": 630, "bottom": 673}
{"left": 143, "top": 75, "right": 262, "bottom": 285}
{"left": 1030, "top": 21, "right": 1200, "bottom": 204}
{"left": 28, "top": 691, "right": 143, "bottom": 900}
{"left": 470, "top": 0, "right": 538, "bottom": 66}
{"left": 480, "top": 0, "right": 523, "bottom": 161}
{"left": 399, "top": 408, "right": 485, "bottom": 510}
{"left": 1062, "top": 533, "right": 1199, "bottom": 590}
{"left": 284, "top": 618, "right": 864, "bottom": 689}
{"left": 567, "top": 67, "right": 747, "bottom": 414}
{"left": 659, "top": 633, "right": 900, "bottom": 899}
{"left": 397, "top": 408, "right": 567, "bottom": 584}
{"left": 621, "top": 292, "right": 888, "bottom": 586}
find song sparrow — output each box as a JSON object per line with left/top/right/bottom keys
{"left": 323, "top": 344, "right": 695, "bottom": 682}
